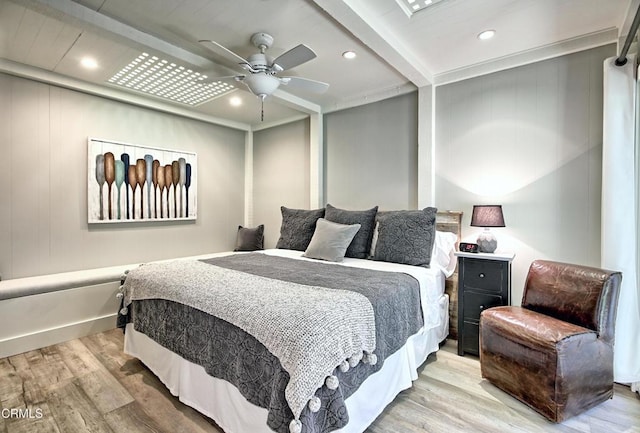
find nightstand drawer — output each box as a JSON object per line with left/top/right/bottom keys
{"left": 463, "top": 291, "right": 504, "bottom": 322}
{"left": 462, "top": 259, "right": 505, "bottom": 293}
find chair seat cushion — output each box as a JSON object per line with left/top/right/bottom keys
{"left": 481, "top": 306, "right": 595, "bottom": 351}
{"left": 480, "top": 306, "right": 611, "bottom": 422}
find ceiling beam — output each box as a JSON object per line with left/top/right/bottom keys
{"left": 0, "top": 58, "right": 251, "bottom": 131}
{"left": 620, "top": 0, "right": 640, "bottom": 39}
{"left": 311, "top": 0, "right": 432, "bottom": 87}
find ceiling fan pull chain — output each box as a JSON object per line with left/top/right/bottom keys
{"left": 261, "top": 95, "right": 264, "bottom": 121}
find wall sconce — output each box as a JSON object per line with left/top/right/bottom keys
{"left": 470, "top": 205, "right": 505, "bottom": 253}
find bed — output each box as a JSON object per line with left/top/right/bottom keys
{"left": 118, "top": 207, "right": 461, "bottom": 433}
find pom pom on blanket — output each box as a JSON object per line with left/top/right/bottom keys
{"left": 325, "top": 375, "right": 339, "bottom": 390}
{"left": 348, "top": 351, "right": 363, "bottom": 368}
{"left": 363, "top": 352, "right": 378, "bottom": 366}
{"left": 289, "top": 419, "right": 302, "bottom": 433}
{"left": 308, "top": 396, "right": 321, "bottom": 412}
{"left": 339, "top": 360, "right": 350, "bottom": 373}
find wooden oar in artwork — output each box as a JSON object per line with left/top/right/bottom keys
{"left": 115, "top": 160, "right": 124, "bottom": 220}
{"left": 120, "top": 153, "right": 131, "bottom": 219}
{"left": 185, "top": 163, "right": 192, "bottom": 218}
{"left": 136, "top": 159, "right": 146, "bottom": 219}
{"left": 164, "top": 165, "right": 173, "bottom": 218}
{"left": 152, "top": 160, "right": 160, "bottom": 219}
{"left": 144, "top": 155, "right": 153, "bottom": 219}
{"left": 172, "top": 161, "right": 180, "bottom": 218}
{"left": 157, "top": 162, "right": 166, "bottom": 218}
{"left": 104, "top": 152, "right": 115, "bottom": 220}
{"left": 95, "top": 154, "right": 105, "bottom": 221}
{"left": 128, "top": 165, "right": 137, "bottom": 219}
{"left": 179, "top": 158, "right": 186, "bottom": 218}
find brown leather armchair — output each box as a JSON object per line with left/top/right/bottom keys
{"left": 480, "top": 260, "right": 622, "bottom": 422}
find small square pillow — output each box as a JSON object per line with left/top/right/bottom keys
{"left": 324, "top": 204, "right": 378, "bottom": 259}
{"left": 373, "top": 207, "right": 438, "bottom": 267}
{"left": 275, "top": 206, "right": 325, "bottom": 251}
{"left": 303, "top": 218, "right": 361, "bottom": 262}
{"left": 234, "top": 224, "right": 264, "bottom": 251}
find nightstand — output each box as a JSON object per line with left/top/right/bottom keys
{"left": 456, "top": 251, "right": 514, "bottom": 356}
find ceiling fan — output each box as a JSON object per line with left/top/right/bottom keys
{"left": 198, "top": 32, "right": 329, "bottom": 120}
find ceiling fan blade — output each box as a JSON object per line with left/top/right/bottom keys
{"left": 271, "top": 44, "right": 317, "bottom": 72}
{"left": 199, "top": 39, "right": 250, "bottom": 68}
{"left": 195, "top": 75, "right": 245, "bottom": 85}
{"left": 279, "top": 76, "right": 329, "bottom": 94}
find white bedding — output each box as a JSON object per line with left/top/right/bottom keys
{"left": 264, "top": 249, "right": 446, "bottom": 333}
{"left": 123, "top": 249, "right": 449, "bottom": 433}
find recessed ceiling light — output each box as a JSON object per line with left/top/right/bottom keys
{"left": 478, "top": 30, "right": 496, "bottom": 41}
{"left": 80, "top": 57, "right": 98, "bottom": 69}
{"left": 342, "top": 51, "right": 356, "bottom": 59}
{"left": 229, "top": 96, "right": 242, "bottom": 107}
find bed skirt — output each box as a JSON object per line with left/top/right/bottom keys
{"left": 124, "top": 294, "right": 449, "bottom": 433}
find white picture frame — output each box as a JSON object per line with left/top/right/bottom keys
{"left": 88, "top": 137, "right": 197, "bottom": 223}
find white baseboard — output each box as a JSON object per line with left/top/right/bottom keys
{"left": 0, "top": 314, "right": 118, "bottom": 359}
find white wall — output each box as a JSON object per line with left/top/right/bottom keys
{"left": 324, "top": 92, "right": 419, "bottom": 210}
{"left": 434, "top": 44, "right": 615, "bottom": 303}
{"left": 253, "top": 119, "right": 311, "bottom": 248}
{"left": 0, "top": 73, "right": 247, "bottom": 280}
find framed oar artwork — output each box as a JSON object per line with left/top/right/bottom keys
{"left": 87, "top": 138, "right": 197, "bottom": 223}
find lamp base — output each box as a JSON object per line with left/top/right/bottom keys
{"left": 477, "top": 229, "right": 497, "bottom": 253}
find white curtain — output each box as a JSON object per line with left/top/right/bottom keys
{"left": 602, "top": 54, "right": 640, "bottom": 390}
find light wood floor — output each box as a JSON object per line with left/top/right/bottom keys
{"left": 0, "top": 329, "right": 638, "bottom": 433}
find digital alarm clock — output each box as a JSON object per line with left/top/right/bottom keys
{"left": 459, "top": 242, "right": 479, "bottom": 253}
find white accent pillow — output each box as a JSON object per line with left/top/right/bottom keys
{"left": 431, "top": 231, "right": 458, "bottom": 277}
{"left": 303, "top": 218, "right": 362, "bottom": 262}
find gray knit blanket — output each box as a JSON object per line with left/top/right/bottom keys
{"left": 122, "top": 259, "right": 376, "bottom": 426}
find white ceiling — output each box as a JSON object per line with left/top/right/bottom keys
{"left": 0, "top": 0, "right": 635, "bottom": 129}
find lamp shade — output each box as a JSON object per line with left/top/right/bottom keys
{"left": 470, "top": 205, "right": 505, "bottom": 228}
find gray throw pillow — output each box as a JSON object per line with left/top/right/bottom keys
{"left": 324, "top": 204, "right": 378, "bottom": 259}
{"left": 373, "top": 207, "right": 438, "bottom": 267}
{"left": 275, "top": 206, "right": 325, "bottom": 251}
{"left": 234, "top": 224, "right": 264, "bottom": 251}
{"left": 303, "top": 218, "right": 361, "bottom": 262}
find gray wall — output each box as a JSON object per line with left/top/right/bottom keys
{"left": 253, "top": 119, "right": 311, "bottom": 248}
{"left": 435, "top": 44, "right": 615, "bottom": 303}
{"left": 0, "top": 73, "right": 246, "bottom": 280}
{"left": 324, "top": 92, "right": 418, "bottom": 210}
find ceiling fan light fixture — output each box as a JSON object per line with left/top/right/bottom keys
{"left": 243, "top": 73, "right": 280, "bottom": 98}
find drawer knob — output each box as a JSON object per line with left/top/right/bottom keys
{"left": 479, "top": 273, "right": 485, "bottom": 278}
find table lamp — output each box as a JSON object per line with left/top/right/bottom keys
{"left": 470, "top": 205, "right": 505, "bottom": 253}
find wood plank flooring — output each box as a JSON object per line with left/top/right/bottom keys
{"left": 0, "top": 330, "right": 638, "bottom": 433}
